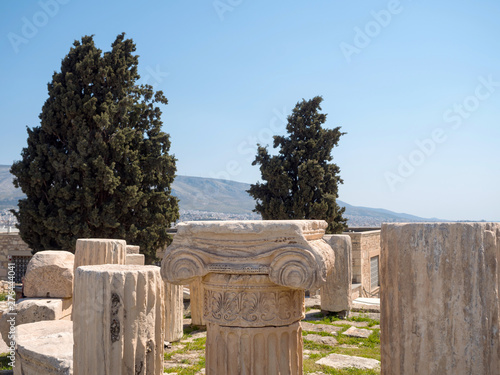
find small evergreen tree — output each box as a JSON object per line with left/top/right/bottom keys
{"left": 11, "top": 33, "right": 179, "bottom": 263}
{"left": 248, "top": 96, "right": 347, "bottom": 233}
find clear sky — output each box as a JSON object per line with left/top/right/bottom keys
{"left": 1, "top": 0, "right": 499, "bottom": 221}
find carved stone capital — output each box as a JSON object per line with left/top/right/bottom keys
{"left": 203, "top": 274, "right": 304, "bottom": 327}
{"left": 161, "top": 220, "right": 334, "bottom": 291}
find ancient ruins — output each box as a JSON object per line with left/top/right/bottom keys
{"left": 1, "top": 220, "right": 499, "bottom": 374}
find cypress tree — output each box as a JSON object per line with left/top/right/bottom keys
{"left": 248, "top": 96, "right": 347, "bottom": 233}
{"left": 10, "top": 33, "right": 179, "bottom": 263}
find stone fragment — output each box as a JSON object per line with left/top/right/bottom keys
{"left": 125, "top": 254, "right": 145, "bottom": 265}
{"left": 321, "top": 234, "right": 352, "bottom": 313}
{"left": 0, "top": 297, "right": 72, "bottom": 343}
{"left": 74, "top": 239, "right": 126, "bottom": 270}
{"left": 126, "top": 245, "right": 140, "bottom": 254}
{"left": 303, "top": 334, "right": 338, "bottom": 346}
{"left": 23, "top": 251, "right": 74, "bottom": 298}
{"left": 381, "top": 223, "right": 500, "bottom": 375}
{"left": 164, "top": 282, "right": 183, "bottom": 342}
{"left": 14, "top": 320, "right": 73, "bottom": 375}
{"left": 73, "top": 264, "right": 164, "bottom": 375}
{"left": 188, "top": 278, "right": 205, "bottom": 326}
{"left": 342, "top": 326, "right": 372, "bottom": 338}
{"left": 301, "top": 322, "right": 343, "bottom": 335}
{"left": 316, "top": 353, "right": 380, "bottom": 370}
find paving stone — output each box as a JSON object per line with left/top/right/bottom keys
{"left": 303, "top": 334, "right": 338, "bottom": 346}
{"left": 331, "top": 320, "right": 369, "bottom": 328}
{"left": 350, "top": 311, "right": 380, "bottom": 320}
{"left": 301, "top": 322, "right": 343, "bottom": 335}
{"left": 342, "top": 326, "right": 372, "bottom": 338}
{"left": 316, "top": 353, "right": 380, "bottom": 370}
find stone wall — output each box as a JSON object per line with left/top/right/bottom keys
{"left": 0, "top": 232, "right": 32, "bottom": 280}
{"left": 345, "top": 229, "right": 380, "bottom": 297}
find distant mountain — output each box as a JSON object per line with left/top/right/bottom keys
{"left": 0, "top": 165, "right": 24, "bottom": 209}
{"left": 171, "top": 175, "right": 255, "bottom": 215}
{"left": 0, "top": 166, "right": 442, "bottom": 226}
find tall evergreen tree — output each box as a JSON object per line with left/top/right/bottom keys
{"left": 248, "top": 96, "right": 347, "bottom": 233}
{"left": 10, "top": 33, "right": 179, "bottom": 263}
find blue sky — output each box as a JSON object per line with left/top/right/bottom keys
{"left": 1, "top": 0, "right": 499, "bottom": 221}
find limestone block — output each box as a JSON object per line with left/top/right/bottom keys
{"left": 74, "top": 239, "right": 126, "bottom": 270}
{"left": 73, "top": 264, "right": 164, "bottom": 375}
{"left": 24, "top": 250, "right": 74, "bottom": 298}
{"left": 126, "top": 245, "right": 140, "bottom": 254}
{"left": 205, "top": 321, "right": 303, "bottom": 374}
{"left": 321, "top": 234, "right": 352, "bottom": 313}
{"left": 189, "top": 278, "right": 205, "bottom": 326}
{"left": 0, "top": 297, "right": 72, "bottom": 343}
{"left": 125, "top": 254, "right": 145, "bottom": 265}
{"left": 316, "top": 353, "right": 380, "bottom": 370}
{"left": 164, "top": 282, "right": 183, "bottom": 342}
{"left": 14, "top": 320, "right": 73, "bottom": 375}
{"left": 381, "top": 223, "right": 500, "bottom": 375}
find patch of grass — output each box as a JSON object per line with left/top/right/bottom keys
{"left": 163, "top": 356, "right": 205, "bottom": 374}
{"left": 311, "top": 313, "right": 379, "bottom": 328}
{"left": 301, "top": 318, "right": 381, "bottom": 374}
{"left": 0, "top": 353, "right": 13, "bottom": 370}
{"left": 0, "top": 293, "right": 7, "bottom": 302}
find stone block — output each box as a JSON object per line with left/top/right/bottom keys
{"left": 24, "top": 250, "right": 74, "bottom": 298}
{"left": 126, "top": 245, "right": 140, "bottom": 254}
{"left": 74, "top": 239, "right": 126, "bottom": 270}
{"left": 189, "top": 278, "right": 205, "bottom": 326}
{"left": 125, "top": 254, "right": 145, "bottom": 265}
{"left": 73, "top": 264, "right": 164, "bottom": 375}
{"left": 316, "top": 353, "right": 380, "bottom": 370}
{"left": 321, "top": 234, "right": 352, "bottom": 313}
{"left": 0, "top": 297, "right": 72, "bottom": 343}
{"left": 164, "top": 282, "right": 183, "bottom": 342}
{"left": 381, "top": 223, "right": 500, "bottom": 375}
{"left": 14, "top": 320, "right": 73, "bottom": 375}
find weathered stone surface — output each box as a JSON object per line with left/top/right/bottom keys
{"left": 203, "top": 273, "right": 304, "bottom": 327}
{"left": 342, "top": 326, "right": 372, "bottom": 338}
{"left": 321, "top": 235, "right": 351, "bottom": 313}
{"left": 125, "top": 254, "right": 145, "bottom": 265}
{"left": 24, "top": 251, "right": 74, "bottom": 298}
{"left": 162, "top": 220, "right": 335, "bottom": 375}
{"left": 162, "top": 220, "right": 335, "bottom": 291}
{"left": 381, "top": 223, "right": 500, "bottom": 375}
{"left": 164, "top": 282, "right": 183, "bottom": 342}
{"left": 316, "top": 353, "right": 380, "bottom": 370}
{"left": 14, "top": 320, "right": 73, "bottom": 375}
{"left": 301, "top": 322, "right": 343, "bottom": 335}
{"left": 189, "top": 278, "right": 205, "bottom": 326}
{"left": 74, "top": 239, "right": 126, "bottom": 270}
{"left": 73, "top": 264, "right": 164, "bottom": 375}
{"left": 303, "top": 334, "right": 338, "bottom": 346}
{"left": 206, "top": 322, "right": 303, "bottom": 374}
{"left": 0, "top": 297, "right": 72, "bottom": 343}
{"left": 126, "top": 245, "right": 140, "bottom": 254}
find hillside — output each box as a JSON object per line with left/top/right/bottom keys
{"left": 0, "top": 167, "right": 441, "bottom": 225}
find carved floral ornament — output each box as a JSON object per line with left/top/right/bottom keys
{"left": 161, "top": 220, "right": 335, "bottom": 291}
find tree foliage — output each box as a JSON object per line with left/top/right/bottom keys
{"left": 248, "top": 96, "right": 347, "bottom": 233}
{"left": 10, "top": 33, "right": 179, "bottom": 263}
